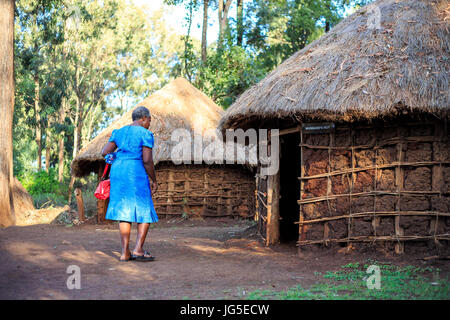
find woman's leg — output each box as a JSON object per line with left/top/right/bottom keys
{"left": 132, "top": 223, "right": 152, "bottom": 257}
{"left": 119, "top": 221, "right": 132, "bottom": 260}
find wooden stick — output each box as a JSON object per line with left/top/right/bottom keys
{"left": 348, "top": 127, "right": 355, "bottom": 245}
{"left": 297, "top": 190, "right": 444, "bottom": 205}
{"left": 272, "top": 126, "right": 301, "bottom": 136}
{"left": 153, "top": 178, "right": 255, "bottom": 184}
{"left": 298, "top": 161, "right": 449, "bottom": 181}
{"left": 203, "top": 168, "right": 209, "bottom": 209}
{"left": 395, "top": 128, "right": 405, "bottom": 254}
{"left": 167, "top": 169, "right": 174, "bottom": 215}
{"left": 373, "top": 142, "right": 379, "bottom": 237}
{"left": 324, "top": 130, "right": 332, "bottom": 244}
{"left": 297, "top": 234, "right": 450, "bottom": 246}
{"left": 299, "top": 128, "right": 306, "bottom": 243}
{"left": 266, "top": 174, "right": 273, "bottom": 246}
{"left": 294, "top": 211, "right": 450, "bottom": 224}
{"left": 74, "top": 188, "right": 85, "bottom": 222}
{"left": 422, "top": 255, "right": 450, "bottom": 261}
{"left": 298, "top": 135, "right": 441, "bottom": 150}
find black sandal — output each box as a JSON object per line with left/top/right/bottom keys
{"left": 132, "top": 250, "right": 155, "bottom": 262}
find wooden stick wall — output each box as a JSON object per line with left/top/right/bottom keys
{"left": 296, "top": 121, "right": 449, "bottom": 251}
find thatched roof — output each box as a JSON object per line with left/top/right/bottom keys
{"left": 72, "top": 78, "right": 255, "bottom": 178}
{"left": 219, "top": 0, "right": 450, "bottom": 130}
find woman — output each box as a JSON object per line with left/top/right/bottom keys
{"left": 101, "top": 106, "right": 158, "bottom": 262}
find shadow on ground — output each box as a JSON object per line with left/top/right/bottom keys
{"left": 0, "top": 218, "right": 448, "bottom": 300}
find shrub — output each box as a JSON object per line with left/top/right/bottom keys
{"left": 20, "top": 168, "right": 60, "bottom": 196}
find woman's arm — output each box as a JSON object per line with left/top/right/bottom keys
{"left": 102, "top": 141, "right": 117, "bottom": 157}
{"left": 143, "top": 146, "right": 158, "bottom": 194}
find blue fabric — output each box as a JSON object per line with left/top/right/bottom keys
{"left": 105, "top": 125, "right": 158, "bottom": 224}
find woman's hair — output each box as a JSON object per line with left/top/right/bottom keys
{"left": 132, "top": 106, "right": 151, "bottom": 121}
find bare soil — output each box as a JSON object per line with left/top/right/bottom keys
{"left": 0, "top": 216, "right": 449, "bottom": 300}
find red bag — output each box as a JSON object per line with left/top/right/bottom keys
{"left": 94, "top": 164, "right": 110, "bottom": 200}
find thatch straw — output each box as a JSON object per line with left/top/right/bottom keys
{"left": 219, "top": 0, "right": 450, "bottom": 130}
{"left": 72, "top": 78, "right": 254, "bottom": 178}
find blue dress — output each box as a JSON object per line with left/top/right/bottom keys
{"left": 105, "top": 125, "right": 158, "bottom": 224}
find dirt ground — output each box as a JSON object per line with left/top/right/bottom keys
{"left": 1, "top": 216, "right": 449, "bottom": 300}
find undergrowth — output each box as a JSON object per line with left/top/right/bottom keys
{"left": 246, "top": 259, "right": 450, "bottom": 300}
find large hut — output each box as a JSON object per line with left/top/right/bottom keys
{"left": 219, "top": 0, "right": 449, "bottom": 255}
{"left": 72, "top": 78, "right": 255, "bottom": 221}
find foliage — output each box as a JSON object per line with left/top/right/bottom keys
{"left": 195, "top": 36, "right": 266, "bottom": 108}
{"left": 19, "top": 168, "right": 60, "bottom": 196}
{"left": 13, "top": 0, "right": 184, "bottom": 186}
{"left": 13, "top": 0, "right": 375, "bottom": 205}
{"left": 245, "top": 0, "right": 372, "bottom": 72}
{"left": 246, "top": 260, "right": 450, "bottom": 300}
{"left": 168, "top": 0, "right": 375, "bottom": 109}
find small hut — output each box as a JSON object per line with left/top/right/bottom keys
{"left": 219, "top": 0, "right": 449, "bottom": 254}
{"left": 72, "top": 78, "right": 255, "bottom": 221}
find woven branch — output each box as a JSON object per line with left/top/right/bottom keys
{"left": 295, "top": 211, "right": 450, "bottom": 225}
{"left": 297, "top": 190, "right": 446, "bottom": 205}
{"left": 299, "top": 161, "right": 450, "bottom": 180}
{"left": 299, "top": 135, "right": 442, "bottom": 151}
{"left": 297, "top": 234, "right": 450, "bottom": 246}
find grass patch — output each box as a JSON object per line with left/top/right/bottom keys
{"left": 246, "top": 259, "right": 450, "bottom": 300}
{"left": 32, "top": 192, "right": 67, "bottom": 209}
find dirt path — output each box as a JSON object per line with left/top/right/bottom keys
{"left": 1, "top": 217, "right": 448, "bottom": 300}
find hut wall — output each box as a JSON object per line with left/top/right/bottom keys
{"left": 297, "top": 119, "right": 450, "bottom": 254}
{"left": 153, "top": 163, "right": 255, "bottom": 218}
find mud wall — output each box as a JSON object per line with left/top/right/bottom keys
{"left": 298, "top": 119, "right": 450, "bottom": 254}
{"left": 153, "top": 163, "right": 255, "bottom": 218}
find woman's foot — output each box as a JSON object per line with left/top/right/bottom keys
{"left": 119, "top": 249, "right": 134, "bottom": 261}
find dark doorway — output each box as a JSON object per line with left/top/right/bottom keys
{"left": 279, "top": 132, "right": 300, "bottom": 243}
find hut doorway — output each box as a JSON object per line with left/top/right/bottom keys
{"left": 279, "top": 132, "right": 300, "bottom": 243}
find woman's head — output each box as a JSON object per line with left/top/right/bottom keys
{"left": 132, "top": 106, "right": 151, "bottom": 129}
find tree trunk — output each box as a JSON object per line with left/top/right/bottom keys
{"left": 218, "top": 0, "right": 223, "bottom": 46}
{"left": 218, "top": 0, "right": 232, "bottom": 48}
{"left": 34, "top": 74, "right": 42, "bottom": 171}
{"left": 69, "top": 96, "right": 83, "bottom": 203}
{"left": 201, "top": 0, "right": 209, "bottom": 62}
{"left": 84, "top": 110, "right": 95, "bottom": 148}
{"left": 183, "top": 0, "right": 194, "bottom": 81}
{"left": 45, "top": 116, "right": 52, "bottom": 172}
{"left": 58, "top": 100, "right": 66, "bottom": 182}
{"left": 72, "top": 95, "right": 82, "bottom": 159}
{"left": 236, "top": 0, "right": 244, "bottom": 46}
{"left": 0, "top": 0, "right": 16, "bottom": 227}
{"left": 45, "top": 138, "right": 50, "bottom": 172}
{"left": 68, "top": 175, "right": 75, "bottom": 204}
{"left": 58, "top": 135, "right": 64, "bottom": 181}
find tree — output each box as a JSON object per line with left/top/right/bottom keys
{"left": 236, "top": 0, "right": 244, "bottom": 46}
{"left": 10, "top": 0, "right": 373, "bottom": 209}
{"left": 15, "top": 0, "right": 64, "bottom": 172}
{"left": 0, "top": 0, "right": 16, "bottom": 227}
{"left": 217, "top": 0, "right": 232, "bottom": 47}
{"left": 201, "top": 0, "right": 209, "bottom": 62}
{"left": 244, "top": 0, "right": 369, "bottom": 72}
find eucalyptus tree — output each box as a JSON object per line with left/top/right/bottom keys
{"left": 15, "top": 0, "right": 63, "bottom": 171}
{"left": 0, "top": 0, "right": 16, "bottom": 226}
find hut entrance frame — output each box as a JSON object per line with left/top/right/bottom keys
{"left": 258, "top": 119, "right": 449, "bottom": 254}
{"left": 257, "top": 126, "right": 302, "bottom": 246}
{"left": 279, "top": 130, "right": 301, "bottom": 243}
